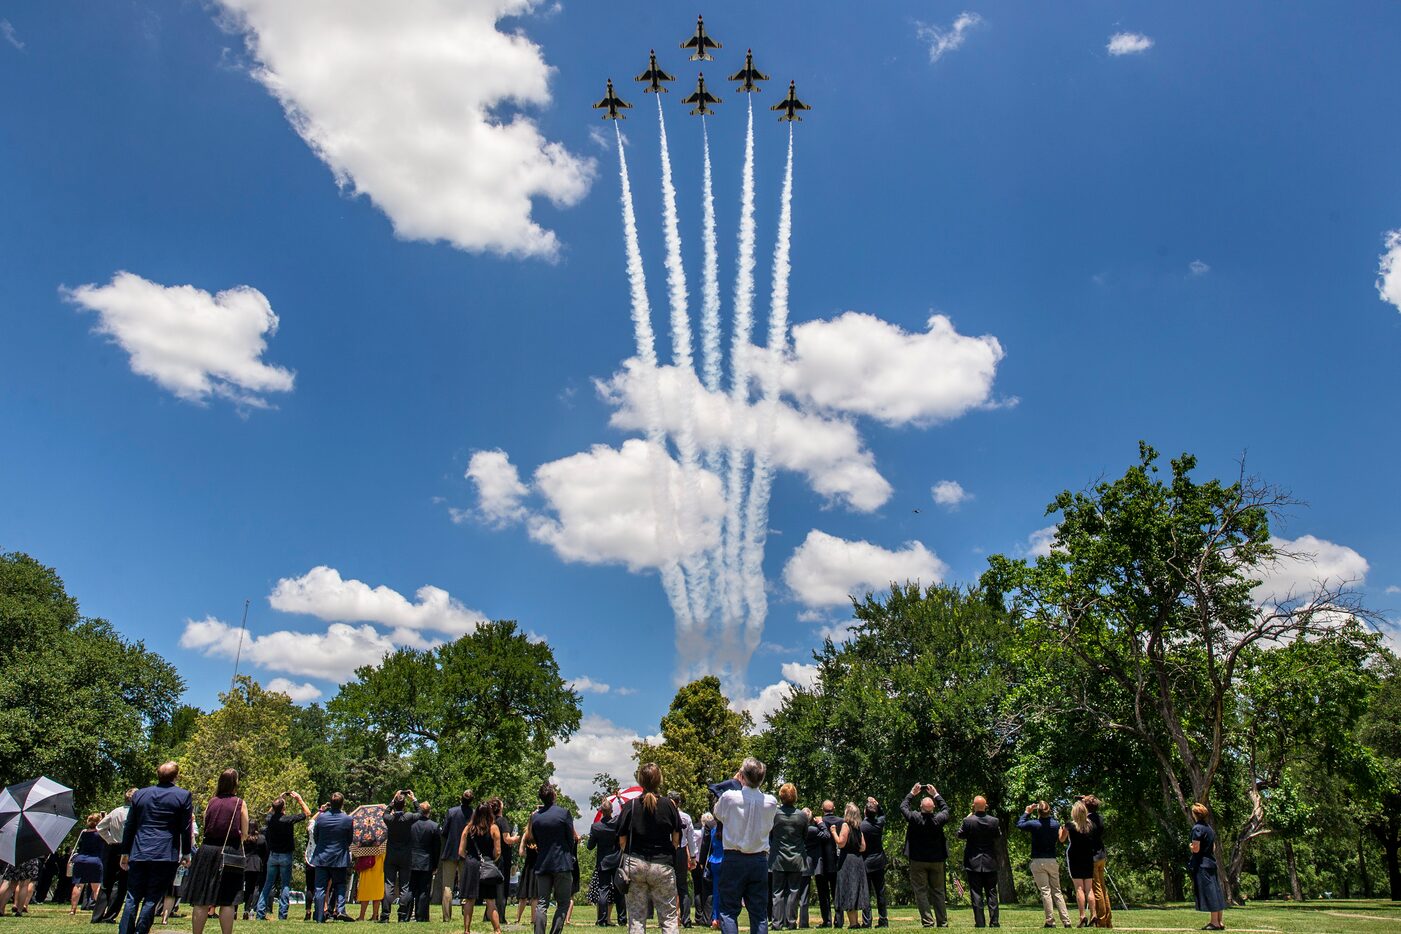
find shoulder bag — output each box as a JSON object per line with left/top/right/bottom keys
{"left": 478, "top": 830, "right": 505, "bottom": 882}
{"left": 613, "top": 805, "right": 633, "bottom": 896}
{"left": 217, "top": 798, "right": 248, "bottom": 874}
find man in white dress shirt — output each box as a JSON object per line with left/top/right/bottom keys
{"left": 711, "top": 758, "right": 778, "bottom": 934}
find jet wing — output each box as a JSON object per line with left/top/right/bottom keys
{"left": 728, "top": 66, "right": 769, "bottom": 82}
{"left": 637, "top": 66, "right": 676, "bottom": 83}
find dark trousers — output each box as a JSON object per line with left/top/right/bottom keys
{"left": 677, "top": 857, "right": 692, "bottom": 924}
{"left": 382, "top": 860, "right": 412, "bottom": 921}
{"left": 534, "top": 871, "right": 572, "bottom": 934}
{"left": 98, "top": 843, "right": 128, "bottom": 921}
{"left": 907, "top": 860, "right": 946, "bottom": 927}
{"left": 966, "top": 870, "right": 998, "bottom": 928}
{"left": 816, "top": 872, "right": 837, "bottom": 926}
{"left": 495, "top": 861, "right": 510, "bottom": 922}
{"left": 314, "top": 867, "right": 348, "bottom": 923}
{"left": 692, "top": 866, "right": 709, "bottom": 923}
{"left": 861, "top": 867, "right": 886, "bottom": 926}
{"left": 409, "top": 869, "right": 433, "bottom": 921}
{"left": 595, "top": 871, "right": 626, "bottom": 925}
{"left": 119, "top": 861, "right": 178, "bottom": 934}
{"left": 718, "top": 852, "right": 769, "bottom": 934}
{"left": 797, "top": 875, "right": 812, "bottom": 927}
{"left": 771, "top": 870, "right": 803, "bottom": 929}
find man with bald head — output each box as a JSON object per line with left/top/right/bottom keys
{"left": 816, "top": 801, "right": 842, "bottom": 927}
{"left": 901, "top": 783, "right": 950, "bottom": 927}
{"left": 119, "top": 762, "right": 192, "bottom": 934}
{"left": 956, "top": 796, "right": 1001, "bottom": 929}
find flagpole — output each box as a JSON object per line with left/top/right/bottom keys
{"left": 230, "top": 598, "right": 250, "bottom": 695}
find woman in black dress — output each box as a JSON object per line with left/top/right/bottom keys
{"left": 1189, "top": 804, "right": 1225, "bottom": 931}
{"left": 186, "top": 769, "right": 249, "bottom": 934}
{"left": 832, "top": 803, "right": 868, "bottom": 928}
{"left": 1059, "top": 801, "right": 1097, "bottom": 927}
{"left": 69, "top": 814, "right": 106, "bottom": 915}
{"left": 459, "top": 803, "right": 503, "bottom": 934}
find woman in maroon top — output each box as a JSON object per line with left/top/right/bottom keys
{"left": 185, "top": 769, "right": 249, "bottom": 934}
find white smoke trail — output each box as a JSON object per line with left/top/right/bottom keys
{"left": 741, "top": 124, "right": 795, "bottom": 651}
{"left": 699, "top": 118, "right": 723, "bottom": 399}
{"left": 719, "top": 96, "right": 758, "bottom": 653}
{"left": 655, "top": 96, "right": 710, "bottom": 625}
{"left": 614, "top": 122, "right": 695, "bottom": 636}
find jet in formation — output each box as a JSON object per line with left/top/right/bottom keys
{"left": 682, "top": 73, "right": 722, "bottom": 116}
{"left": 593, "top": 79, "right": 633, "bottom": 120}
{"left": 771, "top": 80, "right": 811, "bottom": 122}
{"left": 680, "top": 15, "right": 721, "bottom": 61}
{"left": 729, "top": 49, "right": 770, "bottom": 93}
{"left": 635, "top": 50, "right": 676, "bottom": 93}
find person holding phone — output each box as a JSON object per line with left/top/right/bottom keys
{"left": 901, "top": 783, "right": 950, "bottom": 929}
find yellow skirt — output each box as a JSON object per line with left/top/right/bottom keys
{"left": 355, "top": 854, "right": 386, "bottom": 903}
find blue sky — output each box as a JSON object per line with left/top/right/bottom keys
{"left": 2, "top": 1, "right": 1400, "bottom": 802}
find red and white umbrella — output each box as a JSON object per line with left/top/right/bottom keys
{"left": 593, "top": 785, "right": 643, "bottom": 824}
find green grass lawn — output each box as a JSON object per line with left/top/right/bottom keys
{"left": 11, "top": 902, "right": 1401, "bottom": 934}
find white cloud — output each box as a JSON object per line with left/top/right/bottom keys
{"left": 1378, "top": 230, "right": 1401, "bottom": 314}
{"left": 568, "top": 676, "right": 612, "bottom": 695}
{"left": 64, "top": 272, "right": 294, "bottom": 407}
{"left": 1386, "top": 585, "right": 1401, "bottom": 595}
{"left": 527, "top": 439, "right": 726, "bottom": 572}
{"left": 1189, "top": 259, "right": 1211, "bottom": 276}
{"left": 466, "top": 449, "right": 530, "bottom": 526}
{"left": 547, "top": 714, "right": 656, "bottom": 828}
{"left": 781, "top": 661, "right": 820, "bottom": 688}
{"left": 265, "top": 678, "right": 322, "bottom": 703}
{"left": 601, "top": 360, "right": 892, "bottom": 512}
{"left": 216, "top": 0, "right": 594, "bottom": 260}
{"left": 1025, "top": 525, "right": 1058, "bottom": 559}
{"left": 931, "top": 480, "right": 970, "bottom": 508}
{"left": 0, "top": 20, "right": 23, "bottom": 49}
{"left": 1107, "top": 32, "right": 1154, "bottom": 56}
{"left": 915, "top": 12, "right": 982, "bottom": 64}
{"left": 783, "top": 530, "right": 947, "bottom": 608}
{"left": 1252, "top": 535, "right": 1369, "bottom": 606}
{"left": 269, "top": 566, "right": 486, "bottom": 636}
{"left": 816, "top": 619, "right": 860, "bottom": 644}
{"left": 180, "top": 616, "right": 401, "bottom": 682}
{"left": 783, "top": 313, "right": 1004, "bottom": 427}
{"left": 733, "top": 662, "right": 820, "bottom": 728}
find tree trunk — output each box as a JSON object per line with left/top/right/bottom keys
{"left": 1284, "top": 838, "right": 1303, "bottom": 901}
{"left": 1359, "top": 837, "right": 1372, "bottom": 899}
{"left": 994, "top": 824, "right": 1017, "bottom": 903}
{"left": 1258, "top": 865, "right": 1271, "bottom": 901}
{"left": 1162, "top": 856, "right": 1183, "bottom": 902}
{"left": 1386, "top": 830, "right": 1401, "bottom": 901}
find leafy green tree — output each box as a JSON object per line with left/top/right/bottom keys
{"left": 0, "top": 551, "right": 184, "bottom": 810}
{"left": 180, "top": 676, "right": 314, "bottom": 814}
{"left": 1359, "top": 655, "right": 1401, "bottom": 899}
{"left": 634, "top": 676, "right": 751, "bottom": 814}
{"left": 329, "top": 621, "right": 580, "bottom": 811}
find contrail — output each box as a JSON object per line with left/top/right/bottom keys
{"left": 720, "top": 96, "right": 758, "bottom": 647}
{"left": 614, "top": 122, "right": 695, "bottom": 636}
{"left": 655, "top": 96, "right": 710, "bottom": 625}
{"left": 699, "top": 118, "right": 723, "bottom": 400}
{"left": 742, "top": 124, "right": 795, "bottom": 651}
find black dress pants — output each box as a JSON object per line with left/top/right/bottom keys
{"left": 816, "top": 872, "right": 837, "bottom": 926}
{"left": 382, "top": 859, "right": 412, "bottom": 921}
{"left": 861, "top": 868, "right": 886, "bottom": 926}
{"left": 966, "top": 870, "right": 998, "bottom": 928}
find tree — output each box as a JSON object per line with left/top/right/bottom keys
{"left": 0, "top": 552, "right": 184, "bottom": 810}
{"left": 329, "top": 621, "right": 581, "bottom": 810}
{"left": 634, "top": 677, "right": 751, "bottom": 814}
{"left": 1359, "top": 656, "right": 1401, "bottom": 899}
{"left": 982, "top": 444, "right": 1373, "bottom": 903}
{"left": 180, "top": 676, "right": 314, "bottom": 815}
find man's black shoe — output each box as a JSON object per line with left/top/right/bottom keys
{"left": 877, "top": 921, "right": 889, "bottom": 929}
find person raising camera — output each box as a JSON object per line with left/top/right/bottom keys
{"left": 900, "top": 784, "right": 950, "bottom": 929}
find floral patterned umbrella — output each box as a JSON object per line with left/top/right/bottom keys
{"left": 349, "top": 803, "right": 387, "bottom": 857}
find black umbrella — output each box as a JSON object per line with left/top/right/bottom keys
{"left": 0, "top": 776, "right": 77, "bottom": 866}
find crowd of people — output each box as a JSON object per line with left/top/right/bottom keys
{"left": 0, "top": 760, "right": 1229, "bottom": 934}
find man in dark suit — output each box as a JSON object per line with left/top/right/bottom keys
{"left": 491, "top": 798, "right": 519, "bottom": 926}
{"left": 586, "top": 805, "right": 624, "bottom": 926}
{"left": 310, "top": 793, "right": 354, "bottom": 923}
{"left": 382, "top": 791, "right": 420, "bottom": 922}
{"left": 408, "top": 802, "right": 439, "bottom": 922}
{"left": 118, "top": 762, "right": 193, "bottom": 934}
{"left": 860, "top": 797, "right": 888, "bottom": 928}
{"left": 901, "top": 783, "right": 951, "bottom": 928}
{"left": 526, "top": 784, "right": 578, "bottom": 934}
{"left": 694, "top": 813, "right": 714, "bottom": 925}
{"left": 955, "top": 797, "right": 1001, "bottom": 929}
{"left": 816, "top": 801, "right": 842, "bottom": 928}
{"left": 437, "top": 790, "right": 473, "bottom": 922}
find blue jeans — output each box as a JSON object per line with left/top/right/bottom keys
{"left": 118, "top": 861, "right": 178, "bottom": 934}
{"left": 313, "top": 867, "right": 347, "bottom": 923}
{"left": 718, "top": 852, "right": 768, "bottom": 934}
{"left": 256, "top": 853, "right": 294, "bottom": 919}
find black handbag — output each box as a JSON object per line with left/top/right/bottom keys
{"left": 614, "top": 808, "right": 633, "bottom": 896}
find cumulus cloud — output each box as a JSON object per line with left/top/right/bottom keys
{"left": 528, "top": 439, "right": 726, "bottom": 572}
{"left": 1386, "top": 585, "right": 1401, "bottom": 596}
{"left": 1024, "top": 525, "right": 1058, "bottom": 559}
{"left": 784, "top": 530, "right": 947, "bottom": 608}
{"left": 466, "top": 450, "right": 530, "bottom": 526}
{"left": 1378, "top": 230, "right": 1401, "bottom": 314}
{"left": 64, "top": 272, "right": 294, "bottom": 407}
{"left": 931, "top": 480, "right": 970, "bottom": 508}
{"left": 1189, "top": 259, "right": 1211, "bottom": 276}
{"left": 180, "top": 616, "right": 401, "bottom": 682}
{"left": 1107, "top": 32, "right": 1154, "bottom": 56}
{"left": 602, "top": 361, "right": 892, "bottom": 512}
{"left": 916, "top": 12, "right": 982, "bottom": 64}
{"left": 547, "top": 714, "right": 658, "bottom": 828}
{"left": 269, "top": 566, "right": 486, "bottom": 636}
{"left": 1252, "top": 535, "right": 1369, "bottom": 606}
{"left": 265, "top": 678, "right": 322, "bottom": 703}
{"left": 216, "top": 0, "right": 593, "bottom": 259}
{"left": 783, "top": 313, "right": 1004, "bottom": 426}
{"left": 733, "top": 662, "right": 820, "bottom": 727}
{"left": 568, "top": 676, "right": 612, "bottom": 695}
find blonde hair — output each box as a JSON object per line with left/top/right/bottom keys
{"left": 1191, "top": 802, "right": 1210, "bottom": 821}
{"left": 1070, "top": 800, "right": 1091, "bottom": 834}
{"left": 86, "top": 812, "right": 102, "bottom": 829}
{"left": 779, "top": 783, "right": 797, "bottom": 805}
{"left": 843, "top": 802, "right": 861, "bottom": 827}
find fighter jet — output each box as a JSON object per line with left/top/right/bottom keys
{"left": 635, "top": 50, "right": 676, "bottom": 93}
{"left": 728, "top": 49, "right": 770, "bottom": 93}
{"left": 770, "top": 80, "right": 811, "bottom": 122}
{"left": 681, "top": 73, "right": 722, "bottom": 116}
{"left": 680, "top": 15, "right": 721, "bottom": 61}
{"left": 592, "top": 79, "right": 632, "bottom": 120}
